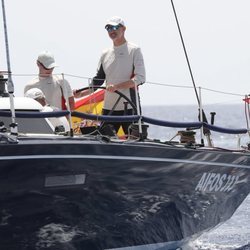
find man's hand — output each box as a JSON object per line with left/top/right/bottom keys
{"left": 73, "top": 89, "right": 81, "bottom": 98}
{"left": 106, "top": 84, "right": 117, "bottom": 92}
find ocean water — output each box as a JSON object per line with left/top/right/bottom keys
{"left": 143, "top": 104, "right": 250, "bottom": 250}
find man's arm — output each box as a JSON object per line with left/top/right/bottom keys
{"left": 132, "top": 47, "right": 146, "bottom": 85}
{"left": 68, "top": 96, "right": 75, "bottom": 111}
{"left": 106, "top": 47, "right": 146, "bottom": 92}
{"left": 74, "top": 61, "right": 106, "bottom": 98}
{"left": 106, "top": 80, "right": 135, "bottom": 92}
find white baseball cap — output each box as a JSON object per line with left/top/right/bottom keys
{"left": 25, "top": 88, "right": 45, "bottom": 100}
{"left": 37, "top": 51, "right": 57, "bottom": 69}
{"left": 105, "top": 16, "right": 125, "bottom": 28}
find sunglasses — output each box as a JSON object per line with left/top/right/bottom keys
{"left": 39, "top": 61, "right": 53, "bottom": 70}
{"left": 105, "top": 24, "right": 122, "bottom": 32}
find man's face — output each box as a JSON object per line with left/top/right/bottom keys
{"left": 105, "top": 24, "right": 125, "bottom": 41}
{"left": 37, "top": 61, "right": 54, "bottom": 75}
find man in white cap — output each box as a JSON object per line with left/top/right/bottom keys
{"left": 24, "top": 51, "right": 75, "bottom": 111}
{"left": 74, "top": 16, "right": 146, "bottom": 135}
{"left": 24, "top": 87, "right": 70, "bottom": 132}
{"left": 24, "top": 87, "right": 47, "bottom": 106}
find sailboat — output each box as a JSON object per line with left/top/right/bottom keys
{"left": 0, "top": 0, "right": 250, "bottom": 250}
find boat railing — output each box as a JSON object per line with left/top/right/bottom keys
{"left": 0, "top": 110, "right": 70, "bottom": 118}
{"left": 0, "top": 73, "right": 249, "bottom": 146}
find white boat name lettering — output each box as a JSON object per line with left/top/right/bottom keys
{"left": 195, "top": 172, "right": 239, "bottom": 192}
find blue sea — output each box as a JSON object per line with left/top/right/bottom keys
{"left": 143, "top": 104, "right": 250, "bottom": 250}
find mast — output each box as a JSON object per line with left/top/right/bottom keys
{"left": 1, "top": 0, "right": 18, "bottom": 135}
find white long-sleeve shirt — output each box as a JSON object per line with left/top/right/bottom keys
{"left": 24, "top": 75, "right": 73, "bottom": 110}
{"left": 91, "top": 41, "right": 146, "bottom": 111}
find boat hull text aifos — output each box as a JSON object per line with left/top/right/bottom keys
{"left": 0, "top": 137, "right": 249, "bottom": 249}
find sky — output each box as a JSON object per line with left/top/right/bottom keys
{"left": 1, "top": 0, "right": 250, "bottom": 106}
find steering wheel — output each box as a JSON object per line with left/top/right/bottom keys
{"left": 75, "top": 86, "right": 138, "bottom": 115}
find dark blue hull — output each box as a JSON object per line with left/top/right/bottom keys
{"left": 0, "top": 137, "right": 250, "bottom": 249}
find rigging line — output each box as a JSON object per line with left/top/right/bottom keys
{"left": 1, "top": 0, "right": 13, "bottom": 92}
{"left": 1, "top": 0, "right": 17, "bottom": 135}
{"left": 244, "top": 97, "right": 249, "bottom": 131}
{"left": 65, "top": 73, "right": 246, "bottom": 98}
{"left": 171, "top": 0, "right": 213, "bottom": 146}
{"left": 87, "top": 80, "right": 101, "bottom": 116}
{"left": 247, "top": 101, "right": 250, "bottom": 137}
{"left": 10, "top": 73, "right": 39, "bottom": 77}
{"left": 147, "top": 81, "right": 244, "bottom": 97}
{"left": 8, "top": 71, "right": 248, "bottom": 97}
{"left": 63, "top": 73, "right": 92, "bottom": 80}
{"left": 201, "top": 87, "right": 244, "bottom": 97}
{"left": 146, "top": 81, "right": 194, "bottom": 89}
{"left": 9, "top": 73, "right": 87, "bottom": 78}
{"left": 10, "top": 70, "right": 247, "bottom": 99}
{"left": 170, "top": 0, "right": 200, "bottom": 106}
{"left": 9, "top": 72, "right": 248, "bottom": 98}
